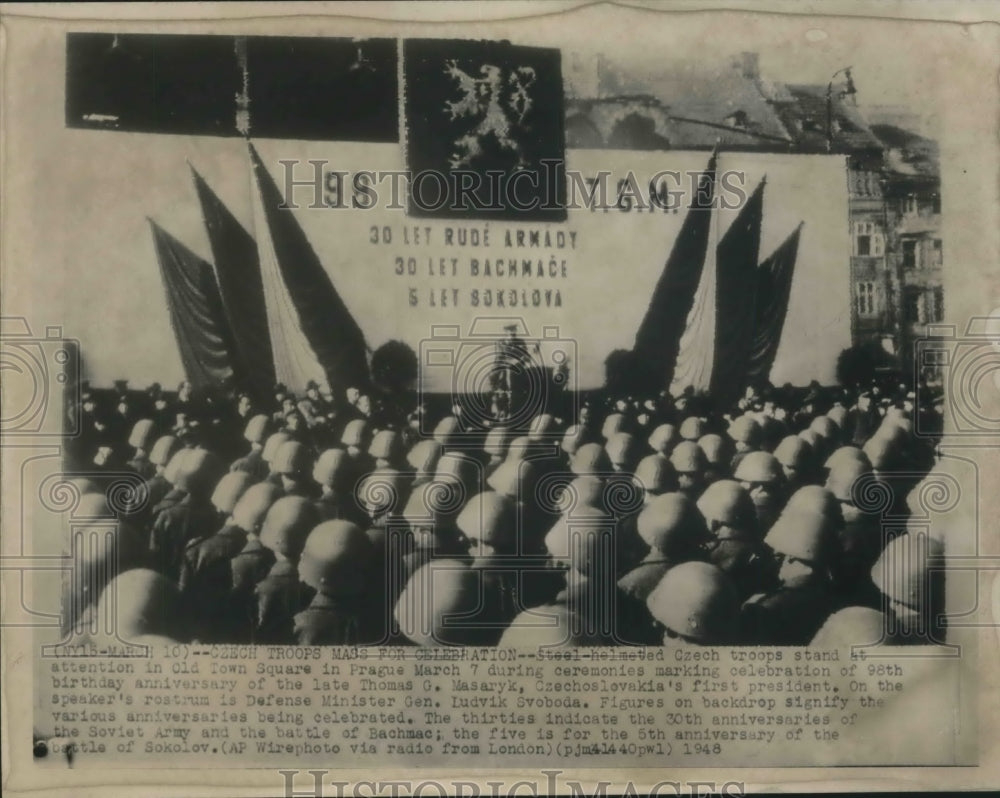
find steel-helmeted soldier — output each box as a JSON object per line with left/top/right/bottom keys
{"left": 148, "top": 448, "right": 225, "bottom": 580}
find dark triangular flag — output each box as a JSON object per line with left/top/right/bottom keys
{"left": 632, "top": 151, "right": 718, "bottom": 389}
{"left": 746, "top": 224, "right": 803, "bottom": 385}
{"left": 191, "top": 164, "right": 276, "bottom": 401}
{"left": 149, "top": 220, "right": 239, "bottom": 389}
{"left": 709, "top": 177, "right": 765, "bottom": 407}
{"left": 247, "top": 142, "right": 370, "bottom": 394}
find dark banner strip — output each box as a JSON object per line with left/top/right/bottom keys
{"left": 66, "top": 34, "right": 398, "bottom": 142}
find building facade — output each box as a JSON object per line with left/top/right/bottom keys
{"left": 563, "top": 51, "right": 943, "bottom": 380}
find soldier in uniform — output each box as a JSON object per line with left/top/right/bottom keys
{"left": 121, "top": 434, "right": 182, "bottom": 526}
{"left": 871, "top": 531, "right": 946, "bottom": 644}
{"left": 773, "top": 434, "right": 815, "bottom": 492}
{"left": 646, "top": 561, "right": 740, "bottom": 646}
{"left": 617, "top": 493, "right": 710, "bottom": 643}
{"left": 254, "top": 496, "right": 320, "bottom": 644}
{"left": 312, "top": 448, "right": 367, "bottom": 526}
{"left": 271, "top": 440, "right": 317, "bottom": 499}
{"left": 697, "top": 433, "right": 733, "bottom": 487}
{"left": 125, "top": 419, "right": 158, "bottom": 480}
{"left": 230, "top": 414, "right": 272, "bottom": 482}
{"left": 148, "top": 449, "right": 224, "bottom": 580}
{"left": 455, "top": 491, "right": 521, "bottom": 642}
{"left": 394, "top": 559, "right": 491, "bottom": 646}
{"left": 294, "top": 520, "right": 374, "bottom": 645}
{"left": 670, "top": 440, "right": 709, "bottom": 499}
{"left": 697, "top": 479, "right": 774, "bottom": 600}
{"left": 733, "top": 450, "right": 786, "bottom": 533}
{"left": 741, "top": 498, "right": 842, "bottom": 645}
{"left": 728, "top": 415, "right": 762, "bottom": 474}
{"left": 605, "top": 431, "right": 640, "bottom": 474}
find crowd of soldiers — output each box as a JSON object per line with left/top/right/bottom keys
{"left": 60, "top": 374, "right": 948, "bottom": 649}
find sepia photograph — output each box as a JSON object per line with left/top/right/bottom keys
{"left": 2, "top": 1, "right": 998, "bottom": 794}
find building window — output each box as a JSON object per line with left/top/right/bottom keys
{"left": 932, "top": 194, "right": 941, "bottom": 214}
{"left": 854, "top": 221, "right": 883, "bottom": 257}
{"left": 902, "top": 239, "right": 917, "bottom": 269}
{"left": 857, "top": 281, "right": 877, "bottom": 316}
{"left": 932, "top": 239, "right": 943, "bottom": 267}
{"left": 904, "top": 195, "right": 918, "bottom": 215}
{"left": 904, "top": 286, "right": 922, "bottom": 323}
{"left": 932, "top": 287, "right": 944, "bottom": 322}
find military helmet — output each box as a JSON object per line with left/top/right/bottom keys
{"left": 211, "top": 471, "right": 254, "bottom": 515}
{"left": 67, "top": 477, "right": 101, "bottom": 499}
{"left": 456, "top": 490, "right": 516, "bottom": 549}
{"left": 824, "top": 445, "right": 870, "bottom": 472}
{"left": 670, "top": 440, "right": 708, "bottom": 475}
{"left": 174, "top": 449, "right": 223, "bottom": 496}
{"left": 571, "top": 442, "right": 612, "bottom": 476}
{"left": 544, "top": 506, "right": 613, "bottom": 572}
{"left": 243, "top": 414, "right": 271, "bottom": 445}
{"left": 785, "top": 485, "right": 844, "bottom": 526}
{"left": 163, "top": 449, "right": 189, "bottom": 486}
{"left": 728, "top": 415, "right": 762, "bottom": 447}
{"left": 734, "top": 451, "right": 783, "bottom": 484}
{"left": 341, "top": 419, "right": 371, "bottom": 449}
{"left": 435, "top": 452, "right": 480, "bottom": 493}
{"left": 262, "top": 431, "right": 292, "bottom": 464}
{"left": 809, "top": 415, "right": 840, "bottom": 442}
{"left": 483, "top": 426, "right": 511, "bottom": 457}
{"left": 297, "top": 520, "right": 372, "bottom": 594}
{"left": 601, "top": 413, "right": 627, "bottom": 440}
{"left": 646, "top": 561, "right": 738, "bottom": 643}
{"left": 402, "top": 480, "right": 465, "bottom": 527}
{"left": 633, "top": 454, "right": 676, "bottom": 495}
{"left": 679, "top": 416, "right": 707, "bottom": 441}
{"left": 696, "top": 479, "right": 757, "bottom": 532}
{"left": 498, "top": 604, "right": 604, "bottom": 648}
{"left": 564, "top": 475, "right": 605, "bottom": 511}
{"left": 605, "top": 432, "right": 639, "bottom": 469}
{"left": 505, "top": 436, "right": 533, "bottom": 463}
{"left": 764, "top": 507, "right": 838, "bottom": 565}
{"left": 528, "top": 413, "right": 555, "bottom": 441}
{"left": 827, "top": 405, "right": 849, "bottom": 428}
{"left": 636, "top": 493, "right": 708, "bottom": 556}
{"left": 394, "top": 559, "right": 479, "bottom": 646}
{"left": 312, "top": 448, "right": 351, "bottom": 490}
{"left": 357, "top": 468, "right": 408, "bottom": 516}
{"left": 862, "top": 433, "right": 896, "bottom": 470}
{"left": 560, "top": 425, "right": 587, "bottom": 456}
{"left": 825, "top": 458, "right": 873, "bottom": 503}
{"left": 797, "top": 428, "right": 824, "bottom": 454}
{"left": 96, "top": 569, "right": 182, "bottom": 639}
{"left": 259, "top": 496, "right": 320, "bottom": 558}
{"left": 128, "top": 419, "right": 157, "bottom": 451}
{"left": 74, "top": 491, "right": 114, "bottom": 519}
{"left": 407, "top": 439, "right": 443, "bottom": 478}
{"left": 272, "top": 440, "right": 312, "bottom": 477}
{"left": 149, "top": 435, "right": 181, "bottom": 468}
{"left": 811, "top": 606, "right": 888, "bottom": 647}
{"left": 871, "top": 533, "right": 944, "bottom": 610}
{"left": 432, "top": 415, "right": 461, "bottom": 446}
{"left": 486, "top": 458, "right": 537, "bottom": 500}
{"left": 369, "top": 429, "right": 404, "bottom": 462}
{"left": 648, "top": 423, "right": 679, "bottom": 456}
{"left": 773, "top": 435, "right": 812, "bottom": 470}
{"left": 232, "top": 482, "right": 283, "bottom": 533}
{"left": 697, "top": 433, "right": 732, "bottom": 468}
